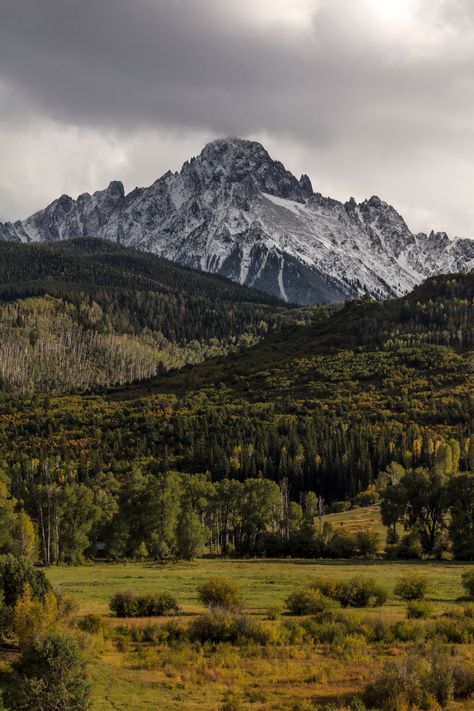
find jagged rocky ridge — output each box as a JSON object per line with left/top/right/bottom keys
{"left": 1, "top": 138, "right": 473, "bottom": 304}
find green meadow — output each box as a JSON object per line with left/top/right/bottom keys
{"left": 43, "top": 559, "right": 474, "bottom": 711}
{"left": 47, "top": 558, "right": 470, "bottom": 616}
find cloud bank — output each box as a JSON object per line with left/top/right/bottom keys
{"left": 0, "top": 0, "right": 473, "bottom": 236}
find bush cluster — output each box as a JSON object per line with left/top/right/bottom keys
{"left": 354, "top": 486, "right": 380, "bottom": 507}
{"left": 3, "top": 632, "right": 90, "bottom": 711}
{"left": 462, "top": 571, "right": 474, "bottom": 598}
{"left": 189, "top": 608, "right": 272, "bottom": 645}
{"left": 406, "top": 600, "right": 432, "bottom": 619}
{"left": 307, "top": 577, "right": 388, "bottom": 608}
{"left": 0, "top": 554, "right": 51, "bottom": 607}
{"left": 281, "top": 606, "right": 474, "bottom": 648}
{"left": 394, "top": 574, "right": 429, "bottom": 601}
{"left": 197, "top": 578, "right": 243, "bottom": 610}
{"left": 328, "top": 501, "right": 352, "bottom": 514}
{"left": 286, "top": 588, "right": 339, "bottom": 616}
{"left": 364, "top": 648, "right": 474, "bottom": 710}
{"left": 109, "top": 590, "right": 180, "bottom": 618}
{"left": 78, "top": 613, "right": 109, "bottom": 636}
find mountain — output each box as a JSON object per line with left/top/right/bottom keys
{"left": 1, "top": 138, "right": 474, "bottom": 304}
{"left": 0, "top": 238, "right": 310, "bottom": 394}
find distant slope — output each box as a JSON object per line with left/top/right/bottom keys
{"left": 0, "top": 236, "right": 285, "bottom": 305}
{"left": 0, "top": 238, "right": 317, "bottom": 393}
{"left": 129, "top": 270, "right": 474, "bottom": 404}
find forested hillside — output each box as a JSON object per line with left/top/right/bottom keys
{"left": 0, "top": 239, "right": 317, "bottom": 393}
{"left": 0, "top": 271, "right": 471, "bottom": 553}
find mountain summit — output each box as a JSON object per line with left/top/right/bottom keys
{"left": 1, "top": 137, "right": 473, "bottom": 304}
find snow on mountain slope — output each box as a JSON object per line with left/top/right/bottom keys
{"left": 1, "top": 137, "right": 473, "bottom": 304}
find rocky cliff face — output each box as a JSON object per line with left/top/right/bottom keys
{"left": 1, "top": 137, "right": 473, "bottom": 304}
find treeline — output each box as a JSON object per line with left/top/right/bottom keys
{"left": 340, "top": 273, "right": 474, "bottom": 350}
{"left": 0, "top": 237, "right": 283, "bottom": 306}
{"left": 3, "top": 433, "right": 474, "bottom": 564}
{"left": 379, "top": 438, "right": 474, "bottom": 559}
{"left": 0, "top": 389, "right": 471, "bottom": 503}
{"left": 0, "top": 282, "right": 293, "bottom": 345}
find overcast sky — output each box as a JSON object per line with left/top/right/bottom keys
{"left": 1, "top": 0, "right": 473, "bottom": 237}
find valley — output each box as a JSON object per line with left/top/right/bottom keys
{"left": 0, "top": 203, "right": 472, "bottom": 711}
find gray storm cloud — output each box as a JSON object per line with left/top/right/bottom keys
{"left": 0, "top": 0, "right": 473, "bottom": 237}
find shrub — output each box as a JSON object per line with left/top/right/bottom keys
{"left": 451, "top": 657, "right": 474, "bottom": 699}
{"left": 302, "top": 617, "right": 349, "bottom": 644}
{"left": 394, "top": 574, "right": 429, "bottom": 601}
{"left": 282, "top": 619, "right": 307, "bottom": 645}
{"left": 355, "top": 486, "right": 380, "bottom": 508}
{"left": 189, "top": 608, "right": 270, "bottom": 645}
{"left": 55, "top": 589, "right": 80, "bottom": 619}
{"left": 363, "top": 615, "right": 393, "bottom": 643}
{"left": 386, "top": 533, "right": 423, "bottom": 560}
{"left": 159, "top": 619, "right": 187, "bottom": 643}
{"left": 326, "top": 530, "right": 357, "bottom": 558}
{"left": 364, "top": 648, "right": 474, "bottom": 710}
{"left": 461, "top": 571, "right": 474, "bottom": 598}
{"left": 355, "top": 531, "right": 380, "bottom": 558}
{"left": 329, "top": 501, "right": 352, "bottom": 513}
{"left": 392, "top": 620, "right": 425, "bottom": 642}
{"left": 407, "top": 600, "right": 432, "bottom": 619}
{"left": 363, "top": 654, "right": 429, "bottom": 710}
{"left": 265, "top": 605, "right": 282, "bottom": 620}
{"left": 463, "top": 603, "right": 474, "bottom": 618}
{"left": 310, "top": 577, "right": 387, "bottom": 608}
{"left": 78, "top": 613, "right": 107, "bottom": 635}
{"left": 397, "top": 533, "right": 423, "bottom": 559}
{"left": 110, "top": 591, "right": 140, "bottom": 617}
{"left": 331, "top": 633, "right": 370, "bottom": 661}
{"left": 426, "top": 646, "right": 454, "bottom": 708}
{"left": 383, "top": 543, "right": 399, "bottom": 560}
{"left": 350, "top": 699, "right": 368, "bottom": 711}
{"left": 221, "top": 692, "right": 245, "bottom": 711}
{"left": 286, "top": 588, "right": 339, "bottom": 616}
{"left": 138, "top": 592, "right": 180, "bottom": 616}
{"left": 428, "top": 619, "right": 467, "bottom": 644}
{"left": 0, "top": 554, "right": 51, "bottom": 607}
{"left": 3, "top": 633, "right": 90, "bottom": 711}
{"left": 12, "top": 585, "right": 59, "bottom": 645}
{"left": 197, "top": 577, "right": 243, "bottom": 610}
{"left": 109, "top": 590, "right": 180, "bottom": 617}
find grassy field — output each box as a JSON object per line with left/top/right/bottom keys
{"left": 324, "top": 504, "right": 385, "bottom": 539}
{"left": 47, "top": 558, "right": 470, "bottom": 616}
{"left": 45, "top": 558, "right": 474, "bottom": 711}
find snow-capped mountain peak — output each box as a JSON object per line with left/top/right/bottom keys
{"left": 1, "top": 137, "right": 473, "bottom": 304}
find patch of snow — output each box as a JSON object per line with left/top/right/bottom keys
{"left": 397, "top": 251, "right": 425, "bottom": 282}
{"left": 355, "top": 207, "right": 366, "bottom": 226}
{"left": 168, "top": 178, "right": 188, "bottom": 210}
{"left": 278, "top": 256, "right": 288, "bottom": 302}
{"left": 262, "top": 192, "right": 308, "bottom": 217}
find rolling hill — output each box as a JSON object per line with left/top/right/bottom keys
{"left": 0, "top": 238, "right": 316, "bottom": 393}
